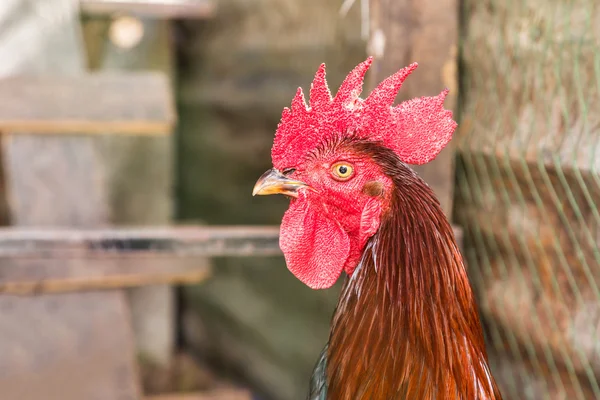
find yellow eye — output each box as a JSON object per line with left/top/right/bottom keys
{"left": 331, "top": 162, "right": 354, "bottom": 181}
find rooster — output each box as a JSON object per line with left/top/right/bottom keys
{"left": 252, "top": 58, "right": 503, "bottom": 400}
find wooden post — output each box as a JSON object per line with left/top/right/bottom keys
{"left": 100, "top": 15, "right": 177, "bottom": 368}
{"left": 368, "top": 0, "right": 458, "bottom": 216}
{"left": 85, "top": 14, "right": 198, "bottom": 368}
{"left": 0, "top": 1, "right": 140, "bottom": 399}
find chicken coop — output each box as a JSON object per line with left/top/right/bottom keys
{"left": 0, "top": 0, "right": 597, "bottom": 399}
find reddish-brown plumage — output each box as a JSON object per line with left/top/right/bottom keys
{"left": 325, "top": 143, "right": 503, "bottom": 399}
{"left": 253, "top": 59, "right": 503, "bottom": 399}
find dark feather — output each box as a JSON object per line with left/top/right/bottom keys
{"left": 307, "top": 344, "right": 328, "bottom": 400}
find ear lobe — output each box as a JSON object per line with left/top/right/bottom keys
{"left": 279, "top": 197, "right": 350, "bottom": 289}
{"left": 359, "top": 198, "right": 383, "bottom": 242}
{"left": 343, "top": 198, "right": 383, "bottom": 276}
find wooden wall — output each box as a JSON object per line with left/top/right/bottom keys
{"left": 456, "top": 0, "right": 600, "bottom": 398}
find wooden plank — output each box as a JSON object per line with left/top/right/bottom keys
{"left": 0, "top": 73, "right": 174, "bottom": 135}
{"left": 81, "top": 0, "right": 216, "bottom": 18}
{"left": 368, "top": 0, "right": 458, "bottom": 216}
{"left": 0, "top": 225, "right": 280, "bottom": 295}
{"left": 0, "top": 0, "right": 142, "bottom": 398}
{"left": 0, "top": 0, "right": 85, "bottom": 76}
{"left": 145, "top": 389, "right": 252, "bottom": 400}
{"left": 0, "top": 226, "right": 282, "bottom": 258}
{"left": 0, "top": 258, "right": 211, "bottom": 295}
{"left": 0, "top": 136, "right": 142, "bottom": 398}
{"left": 0, "top": 291, "right": 139, "bottom": 400}
{"left": 2, "top": 135, "right": 110, "bottom": 226}
{"left": 0, "top": 225, "right": 278, "bottom": 294}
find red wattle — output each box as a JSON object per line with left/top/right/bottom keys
{"left": 279, "top": 196, "right": 350, "bottom": 289}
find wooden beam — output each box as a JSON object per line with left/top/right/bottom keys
{"left": 81, "top": 0, "right": 216, "bottom": 18}
{"left": 145, "top": 389, "right": 252, "bottom": 400}
{"left": 0, "top": 73, "right": 175, "bottom": 135}
{"left": 0, "top": 226, "right": 279, "bottom": 295}
{"left": 0, "top": 291, "right": 140, "bottom": 399}
{"left": 0, "top": 258, "right": 211, "bottom": 295}
{"left": 0, "top": 226, "right": 281, "bottom": 258}
{"left": 368, "top": 0, "right": 458, "bottom": 216}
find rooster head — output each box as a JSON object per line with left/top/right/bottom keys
{"left": 253, "top": 57, "right": 457, "bottom": 289}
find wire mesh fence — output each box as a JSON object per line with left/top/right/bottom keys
{"left": 456, "top": 0, "right": 600, "bottom": 398}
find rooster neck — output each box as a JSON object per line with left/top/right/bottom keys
{"left": 323, "top": 159, "right": 502, "bottom": 400}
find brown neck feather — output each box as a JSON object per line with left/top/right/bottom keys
{"left": 325, "top": 144, "right": 502, "bottom": 400}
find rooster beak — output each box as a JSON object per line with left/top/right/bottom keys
{"left": 252, "top": 168, "right": 309, "bottom": 198}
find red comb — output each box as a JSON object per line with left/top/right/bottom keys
{"left": 271, "top": 57, "right": 457, "bottom": 169}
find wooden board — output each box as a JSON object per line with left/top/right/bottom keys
{"left": 2, "top": 135, "right": 110, "bottom": 226}
{"left": 0, "top": 0, "right": 142, "bottom": 398}
{"left": 0, "top": 291, "right": 139, "bottom": 400}
{"left": 0, "top": 225, "right": 281, "bottom": 295}
{"left": 0, "top": 73, "right": 174, "bottom": 135}
{"left": 0, "top": 136, "right": 142, "bottom": 399}
{"left": 81, "top": 0, "right": 216, "bottom": 18}
{"left": 0, "top": 226, "right": 282, "bottom": 258}
{"left": 368, "top": 0, "right": 458, "bottom": 216}
{"left": 145, "top": 390, "right": 252, "bottom": 400}
{"left": 0, "top": 258, "right": 210, "bottom": 295}
{"left": 0, "top": 0, "right": 85, "bottom": 76}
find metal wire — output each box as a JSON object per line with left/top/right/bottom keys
{"left": 456, "top": 0, "right": 600, "bottom": 398}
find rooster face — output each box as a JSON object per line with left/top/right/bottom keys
{"left": 253, "top": 58, "right": 456, "bottom": 289}
{"left": 254, "top": 140, "right": 394, "bottom": 289}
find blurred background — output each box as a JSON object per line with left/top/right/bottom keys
{"left": 0, "top": 0, "right": 597, "bottom": 399}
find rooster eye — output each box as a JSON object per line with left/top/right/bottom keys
{"left": 331, "top": 162, "right": 354, "bottom": 181}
